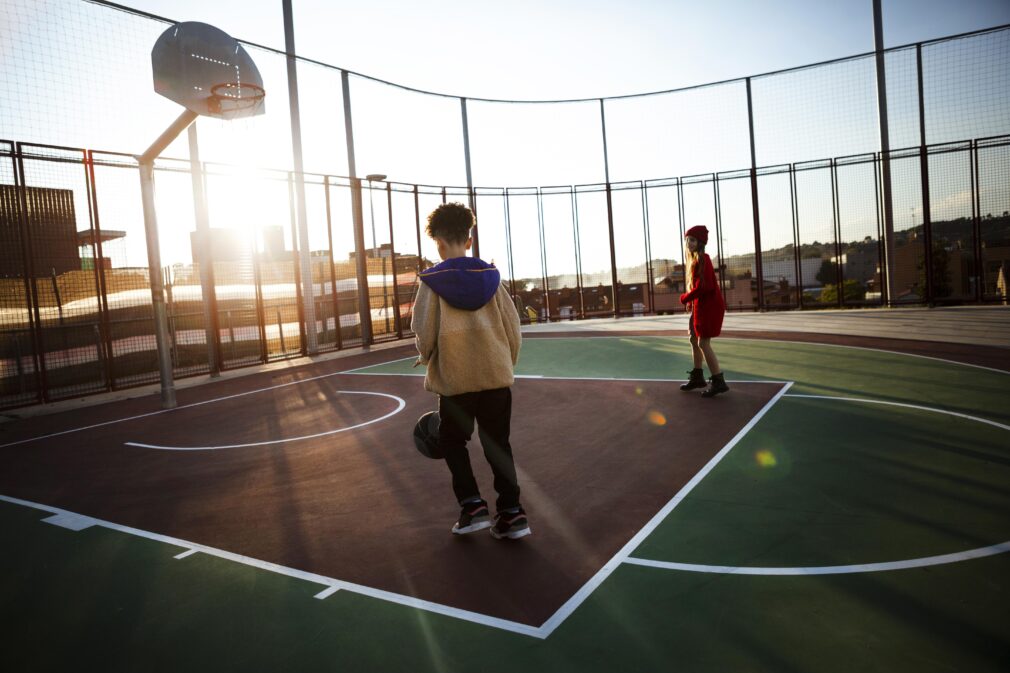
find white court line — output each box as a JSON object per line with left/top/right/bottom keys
{"left": 338, "top": 355, "right": 417, "bottom": 374}
{"left": 0, "top": 493, "right": 543, "bottom": 639}
{"left": 719, "top": 336, "right": 1010, "bottom": 375}
{"left": 624, "top": 393, "right": 1010, "bottom": 577}
{"left": 0, "top": 380, "right": 795, "bottom": 640}
{"left": 43, "top": 512, "right": 98, "bottom": 531}
{"left": 313, "top": 585, "right": 340, "bottom": 600}
{"left": 0, "top": 360, "right": 411, "bottom": 449}
{"left": 349, "top": 371, "right": 781, "bottom": 384}
{"left": 527, "top": 333, "right": 1010, "bottom": 375}
{"left": 624, "top": 541, "right": 1010, "bottom": 575}
{"left": 124, "top": 391, "right": 406, "bottom": 450}
{"left": 536, "top": 381, "right": 794, "bottom": 638}
{"left": 784, "top": 394, "right": 1010, "bottom": 432}
{"left": 174, "top": 549, "right": 198, "bottom": 560}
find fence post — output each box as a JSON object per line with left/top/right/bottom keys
{"left": 745, "top": 78, "right": 765, "bottom": 309}
{"left": 13, "top": 144, "right": 47, "bottom": 402}
{"left": 873, "top": 0, "right": 897, "bottom": 306}
{"left": 599, "top": 99, "right": 619, "bottom": 318}
{"left": 916, "top": 43, "right": 934, "bottom": 305}
{"left": 341, "top": 70, "right": 373, "bottom": 345}
{"left": 187, "top": 123, "right": 221, "bottom": 376}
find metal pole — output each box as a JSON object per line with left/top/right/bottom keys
{"left": 790, "top": 164, "right": 803, "bottom": 307}
{"left": 971, "top": 140, "right": 983, "bottom": 302}
{"left": 460, "top": 97, "right": 478, "bottom": 258}
{"left": 187, "top": 123, "right": 220, "bottom": 376}
{"left": 342, "top": 70, "right": 373, "bottom": 344}
{"left": 386, "top": 184, "right": 402, "bottom": 337}
{"left": 323, "top": 176, "right": 343, "bottom": 349}
{"left": 138, "top": 160, "right": 176, "bottom": 409}
{"left": 537, "top": 189, "right": 549, "bottom": 320}
{"left": 600, "top": 99, "right": 619, "bottom": 317}
{"left": 831, "top": 159, "right": 844, "bottom": 307}
{"left": 84, "top": 150, "right": 115, "bottom": 389}
{"left": 873, "top": 0, "right": 896, "bottom": 306}
{"left": 641, "top": 182, "right": 654, "bottom": 313}
{"left": 745, "top": 77, "right": 765, "bottom": 309}
{"left": 367, "top": 178, "right": 390, "bottom": 334}
{"left": 282, "top": 0, "right": 318, "bottom": 354}
{"left": 134, "top": 108, "right": 199, "bottom": 409}
{"left": 13, "top": 146, "right": 46, "bottom": 401}
{"left": 916, "top": 43, "right": 935, "bottom": 304}
{"left": 713, "top": 175, "right": 727, "bottom": 301}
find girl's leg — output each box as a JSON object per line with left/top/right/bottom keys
{"left": 690, "top": 335, "right": 704, "bottom": 369}
{"left": 699, "top": 338, "right": 721, "bottom": 375}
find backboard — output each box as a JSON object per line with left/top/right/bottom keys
{"left": 151, "top": 22, "right": 265, "bottom": 120}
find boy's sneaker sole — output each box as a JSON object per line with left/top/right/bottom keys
{"left": 490, "top": 524, "right": 532, "bottom": 540}
{"left": 452, "top": 518, "right": 491, "bottom": 535}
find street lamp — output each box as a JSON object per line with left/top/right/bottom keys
{"left": 365, "top": 173, "right": 390, "bottom": 333}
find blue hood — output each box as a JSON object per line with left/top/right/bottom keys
{"left": 419, "top": 257, "right": 501, "bottom": 310}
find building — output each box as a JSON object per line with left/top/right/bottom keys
{"left": 1, "top": 185, "right": 80, "bottom": 277}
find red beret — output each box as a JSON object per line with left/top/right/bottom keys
{"left": 685, "top": 225, "right": 709, "bottom": 245}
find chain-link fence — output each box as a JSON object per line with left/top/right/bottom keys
{"left": 1, "top": 0, "right": 1008, "bottom": 409}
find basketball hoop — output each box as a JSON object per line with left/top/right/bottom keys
{"left": 140, "top": 21, "right": 268, "bottom": 409}
{"left": 207, "top": 82, "right": 266, "bottom": 119}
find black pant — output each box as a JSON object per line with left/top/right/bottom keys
{"left": 438, "top": 387, "right": 520, "bottom": 511}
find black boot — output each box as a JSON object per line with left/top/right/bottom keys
{"left": 680, "top": 368, "right": 706, "bottom": 391}
{"left": 702, "top": 372, "right": 730, "bottom": 398}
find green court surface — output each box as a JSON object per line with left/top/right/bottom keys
{"left": 2, "top": 335, "right": 1008, "bottom": 672}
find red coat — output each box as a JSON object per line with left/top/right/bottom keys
{"left": 679, "top": 253, "right": 725, "bottom": 338}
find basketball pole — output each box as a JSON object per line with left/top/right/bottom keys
{"left": 137, "top": 108, "right": 199, "bottom": 409}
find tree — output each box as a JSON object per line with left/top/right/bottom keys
{"left": 815, "top": 258, "right": 838, "bottom": 286}
{"left": 820, "top": 279, "right": 864, "bottom": 303}
{"left": 917, "top": 240, "right": 952, "bottom": 300}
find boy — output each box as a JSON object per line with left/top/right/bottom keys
{"left": 411, "top": 202, "right": 530, "bottom": 539}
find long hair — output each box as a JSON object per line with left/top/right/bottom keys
{"left": 685, "top": 241, "right": 706, "bottom": 292}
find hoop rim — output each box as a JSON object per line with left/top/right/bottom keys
{"left": 207, "top": 82, "right": 265, "bottom": 116}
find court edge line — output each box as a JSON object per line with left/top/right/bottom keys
{"left": 623, "top": 541, "right": 1010, "bottom": 575}
{"left": 523, "top": 333, "right": 1010, "bottom": 375}
{"left": 0, "top": 382, "right": 795, "bottom": 641}
{"left": 0, "top": 493, "right": 544, "bottom": 639}
{"left": 124, "top": 392, "right": 407, "bottom": 450}
{"left": 536, "top": 380, "right": 795, "bottom": 638}
{"left": 783, "top": 393, "right": 1010, "bottom": 431}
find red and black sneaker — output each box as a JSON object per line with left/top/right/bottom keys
{"left": 451, "top": 499, "right": 491, "bottom": 535}
{"left": 490, "top": 507, "right": 531, "bottom": 540}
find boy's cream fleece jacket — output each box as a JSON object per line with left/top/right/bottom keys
{"left": 411, "top": 283, "right": 522, "bottom": 396}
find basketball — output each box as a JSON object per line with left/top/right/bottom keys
{"left": 413, "top": 410, "right": 443, "bottom": 459}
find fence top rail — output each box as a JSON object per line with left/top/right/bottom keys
{"left": 716, "top": 168, "right": 752, "bottom": 180}
{"left": 834, "top": 152, "right": 878, "bottom": 166}
{"left": 10, "top": 133, "right": 1009, "bottom": 197}
{"left": 643, "top": 177, "right": 681, "bottom": 188}
{"left": 794, "top": 158, "right": 834, "bottom": 172}
{"left": 85, "top": 0, "right": 1010, "bottom": 105}
{"left": 977, "top": 135, "right": 1010, "bottom": 149}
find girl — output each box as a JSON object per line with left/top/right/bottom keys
{"left": 679, "top": 225, "right": 728, "bottom": 397}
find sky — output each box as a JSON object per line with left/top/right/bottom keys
{"left": 1, "top": 0, "right": 1008, "bottom": 275}
{"left": 120, "top": 0, "right": 1010, "bottom": 100}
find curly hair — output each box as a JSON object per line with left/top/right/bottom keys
{"left": 426, "top": 202, "right": 474, "bottom": 244}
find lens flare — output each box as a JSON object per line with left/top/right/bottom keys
{"left": 755, "top": 449, "right": 777, "bottom": 467}
{"left": 647, "top": 410, "right": 666, "bottom": 426}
